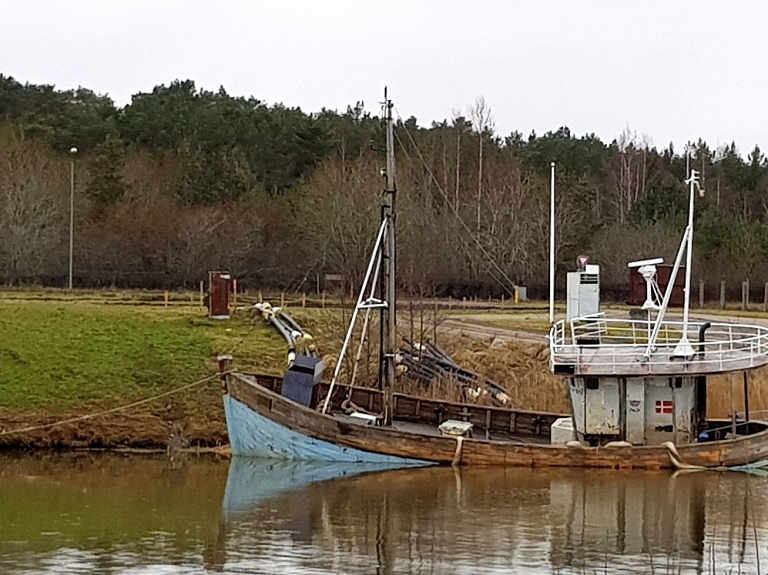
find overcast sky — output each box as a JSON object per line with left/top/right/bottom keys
{"left": 1, "top": 1, "right": 765, "bottom": 154}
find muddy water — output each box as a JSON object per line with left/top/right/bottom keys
{"left": 1, "top": 454, "right": 767, "bottom": 574}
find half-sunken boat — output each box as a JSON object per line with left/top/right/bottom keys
{"left": 221, "top": 95, "right": 768, "bottom": 469}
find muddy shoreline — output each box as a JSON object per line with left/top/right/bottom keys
{"left": 0, "top": 412, "right": 229, "bottom": 451}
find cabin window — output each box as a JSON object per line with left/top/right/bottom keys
{"left": 674, "top": 377, "right": 683, "bottom": 389}
{"left": 585, "top": 378, "right": 599, "bottom": 390}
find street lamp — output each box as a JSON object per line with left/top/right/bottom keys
{"left": 68, "top": 146, "right": 77, "bottom": 290}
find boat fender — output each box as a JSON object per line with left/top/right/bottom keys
{"left": 604, "top": 441, "right": 632, "bottom": 448}
{"left": 662, "top": 441, "right": 706, "bottom": 470}
{"left": 565, "top": 440, "right": 584, "bottom": 448}
{"left": 451, "top": 436, "right": 464, "bottom": 467}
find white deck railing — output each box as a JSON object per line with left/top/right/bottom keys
{"left": 550, "top": 314, "right": 768, "bottom": 376}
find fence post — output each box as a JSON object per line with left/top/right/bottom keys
{"left": 720, "top": 281, "right": 726, "bottom": 309}
{"left": 698, "top": 279, "right": 704, "bottom": 309}
{"left": 742, "top": 280, "right": 750, "bottom": 310}
{"left": 764, "top": 282, "right": 768, "bottom": 313}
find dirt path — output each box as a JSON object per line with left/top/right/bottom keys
{"left": 440, "top": 314, "right": 548, "bottom": 345}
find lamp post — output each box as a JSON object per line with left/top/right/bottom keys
{"left": 68, "top": 146, "right": 77, "bottom": 290}
{"left": 549, "top": 162, "right": 556, "bottom": 324}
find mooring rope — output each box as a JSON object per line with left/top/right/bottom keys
{"left": 0, "top": 372, "right": 227, "bottom": 437}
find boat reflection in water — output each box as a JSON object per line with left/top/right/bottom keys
{"left": 218, "top": 459, "right": 768, "bottom": 574}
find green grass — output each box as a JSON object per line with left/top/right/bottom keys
{"left": 0, "top": 299, "right": 288, "bottom": 412}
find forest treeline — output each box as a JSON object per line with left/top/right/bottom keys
{"left": 2, "top": 74, "right": 767, "bottom": 299}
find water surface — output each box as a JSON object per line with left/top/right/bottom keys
{"left": 1, "top": 453, "right": 767, "bottom": 574}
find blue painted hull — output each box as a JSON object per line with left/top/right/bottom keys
{"left": 223, "top": 393, "right": 432, "bottom": 466}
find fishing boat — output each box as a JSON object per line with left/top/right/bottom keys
{"left": 220, "top": 94, "right": 768, "bottom": 469}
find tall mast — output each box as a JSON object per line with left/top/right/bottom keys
{"left": 381, "top": 90, "right": 397, "bottom": 425}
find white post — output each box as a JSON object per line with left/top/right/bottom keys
{"left": 549, "top": 162, "right": 556, "bottom": 324}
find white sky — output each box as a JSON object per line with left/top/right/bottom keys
{"left": 1, "top": 0, "right": 766, "bottom": 153}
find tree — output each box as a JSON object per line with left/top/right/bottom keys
{"left": 0, "top": 124, "right": 67, "bottom": 283}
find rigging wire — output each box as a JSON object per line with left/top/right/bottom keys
{"left": 393, "top": 107, "right": 518, "bottom": 296}
{"left": 392, "top": 127, "right": 514, "bottom": 295}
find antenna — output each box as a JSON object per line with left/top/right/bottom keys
{"left": 628, "top": 258, "right": 664, "bottom": 310}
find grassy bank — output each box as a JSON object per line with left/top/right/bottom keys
{"left": 0, "top": 295, "right": 296, "bottom": 448}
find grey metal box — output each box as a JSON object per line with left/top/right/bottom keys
{"left": 281, "top": 356, "right": 326, "bottom": 407}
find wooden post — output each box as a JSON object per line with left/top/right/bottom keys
{"left": 322, "top": 291, "right": 326, "bottom": 308}
{"left": 433, "top": 299, "right": 438, "bottom": 345}
{"left": 731, "top": 374, "right": 737, "bottom": 437}
{"left": 409, "top": 299, "right": 414, "bottom": 347}
{"left": 720, "top": 281, "right": 726, "bottom": 309}
{"left": 280, "top": 292, "right": 285, "bottom": 308}
{"left": 763, "top": 282, "right": 768, "bottom": 313}
{"left": 448, "top": 296, "right": 453, "bottom": 310}
{"left": 746, "top": 279, "right": 750, "bottom": 309}
{"left": 500, "top": 293, "right": 505, "bottom": 308}
{"left": 302, "top": 293, "right": 306, "bottom": 308}
{"left": 164, "top": 291, "right": 169, "bottom": 307}
{"left": 698, "top": 279, "right": 704, "bottom": 309}
{"left": 744, "top": 371, "right": 750, "bottom": 422}
{"left": 232, "top": 279, "right": 237, "bottom": 306}
{"left": 742, "top": 280, "right": 749, "bottom": 310}
{"left": 258, "top": 290, "right": 263, "bottom": 303}
{"left": 316, "top": 273, "right": 320, "bottom": 294}
{"left": 199, "top": 280, "right": 204, "bottom": 307}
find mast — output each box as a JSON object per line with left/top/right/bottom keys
{"left": 673, "top": 169, "right": 700, "bottom": 357}
{"left": 380, "top": 90, "right": 397, "bottom": 425}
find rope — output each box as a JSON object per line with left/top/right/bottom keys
{"left": 227, "top": 318, "right": 259, "bottom": 355}
{"left": 393, "top": 108, "right": 518, "bottom": 296}
{"left": 0, "top": 372, "right": 225, "bottom": 437}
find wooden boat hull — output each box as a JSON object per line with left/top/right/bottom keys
{"left": 223, "top": 393, "right": 431, "bottom": 466}
{"left": 223, "top": 372, "right": 768, "bottom": 469}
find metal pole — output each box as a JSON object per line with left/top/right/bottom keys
{"left": 549, "top": 162, "right": 556, "bottom": 324}
{"left": 674, "top": 170, "right": 698, "bottom": 356}
{"left": 645, "top": 226, "right": 690, "bottom": 358}
{"left": 68, "top": 147, "right": 77, "bottom": 290}
{"left": 322, "top": 220, "right": 387, "bottom": 415}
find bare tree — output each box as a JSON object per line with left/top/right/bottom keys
{"left": 0, "top": 125, "right": 68, "bottom": 284}
{"left": 468, "top": 97, "right": 495, "bottom": 232}
{"left": 611, "top": 127, "right": 650, "bottom": 223}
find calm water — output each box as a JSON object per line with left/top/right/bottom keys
{"left": 0, "top": 453, "right": 767, "bottom": 574}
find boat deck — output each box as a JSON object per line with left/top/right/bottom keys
{"left": 341, "top": 416, "right": 550, "bottom": 445}
{"left": 550, "top": 315, "right": 768, "bottom": 376}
